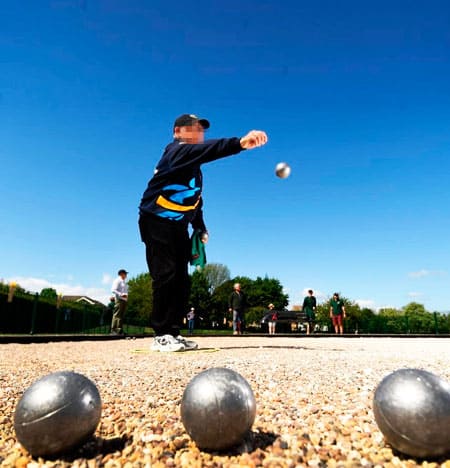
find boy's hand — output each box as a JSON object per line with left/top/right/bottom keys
{"left": 240, "top": 130, "right": 268, "bottom": 149}
{"left": 200, "top": 232, "right": 209, "bottom": 243}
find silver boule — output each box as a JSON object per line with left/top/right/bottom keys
{"left": 373, "top": 368, "right": 450, "bottom": 458}
{"left": 14, "top": 371, "right": 102, "bottom": 457}
{"left": 275, "top": 162, "right": 291, "bottom": 178}
{"left": 181, "top": 367, "right": 256, "bottom": 451}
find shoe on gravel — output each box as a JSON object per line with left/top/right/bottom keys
{"left": 151, "top": 335, "right": 186, "bottom": 352}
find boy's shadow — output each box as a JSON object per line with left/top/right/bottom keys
{"left": 57, "top": 435, "right": 130, "bottom": 462}
{"left": 205, "top": 430, "right": 278, "bottom": 456}
{"left": 46, "top": 431, "right": 277, "bottom": 461}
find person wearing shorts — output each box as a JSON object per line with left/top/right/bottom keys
{"left": 329, "top": 292, "right": 346, "bottom": 334}
{"left": 266, "top": 303, "right": 278, "bottom": 335}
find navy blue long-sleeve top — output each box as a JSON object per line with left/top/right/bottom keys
{"left": 139, "top": 137, "right": 244, "bottom": 231}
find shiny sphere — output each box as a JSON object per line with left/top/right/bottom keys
{"left": 275, "top": 162, "right": 291, "bottom": 178}
{"left": 373, "top": 368, "right": 450, "bottom": 458}
{"left": 181, "top": 367, "right": 256, "bottom": 451}
{"left": 14, "top": 371, "right": 102, "bottom": 457}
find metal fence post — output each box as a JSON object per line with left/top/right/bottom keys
{"left": 82, "top": 304, "right": 87, "bottom": 333}
{"left": 434, "top": 312, "right": 439, "bottom": 335}
{"left": 30, "top": 293, "right": 39, "bottom": 335}
{"left": 55, "top": 307, "right": 61, "bottom": 333}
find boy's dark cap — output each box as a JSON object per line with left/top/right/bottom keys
{"left": 118, "top": 269, "right": 128, "bottom": 275}
{"left": 173, "top": 114, "right": 210, "bottom": 130}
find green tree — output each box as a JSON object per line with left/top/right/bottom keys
{"left": 316, "top": 295, "right": 367, "bottom": 333}
{"left": 402, "top": 302, "right": 434, "bottom": 333}
{"left": 40, "top": 288, "right": 58, "bottom": 301}
{"left": 315, "top": 302, "right": 331, "bottom": 330}
{"left": 189, "top": 270, "right": 211, "bottom": 324}
{"left": 339, "top": 297, "right": 360, "bottom": 333}
{"left": 244, "top": 276, "right": 289, "bottom": 327}
{"left": 434, "top": 311, "right": 450, "bottom": 334}
{"left": 127, "top": 273, "right": 153, "bottom": 325}
{"left": 378, "top": 307, "right": 404, "bottom": 333}
{"left": 357, "top": 307, "right": 377, "bottom": 333}
{"left": 202, "top": 263, "right": 230, "bottom": 293}
{"left": 210, "top": 279, "right": 236, "bottom": 328}
{"left": 210, "top": 276, "right": 289, "bottom": 330}
{"left": 0, "top": 282, "right": 26, "bottom": 295}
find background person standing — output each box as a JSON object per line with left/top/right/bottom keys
{"left": 187, "top": 307, "right": 195, "bottom": 335}
{"left": 330, "top": 292, "right": 346, "bottom": 334}
{"left": 302, "top": 289, "right": 317, "bottom": 335}
{"left": 229, "top": 283, "right": 247, "bottom": 335}
{"left": 111, "top": 269, "right": 128, "bottom": 336}
{"left": 267, "top": 303, "right": 278, "bottom": 335}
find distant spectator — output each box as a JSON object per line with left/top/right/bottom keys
{"left": 267, "top": 303, "right": 278, "bottom": 335}
{"left": 302, "top": 289, "right": 317, "bottom": 335}
{"left": 187, "top": 307, "right": 195, "bottom": 335}
{"left": 228, "top": 283, "right": 246, "bottom": 335}
{"left": 329, "top": 293, "right": 346, "bottom": 334}
{"left": 111, "top": 269, "right": 128, "bottom": 336}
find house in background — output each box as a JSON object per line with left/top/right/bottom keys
{"left": 62, "top": 296, "right": 105, "bottom": 307}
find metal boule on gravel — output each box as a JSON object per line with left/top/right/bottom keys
{"left": 14, "top": 371, "right": 102, "bottom": 457}
{"left": 181, "top": 367, "right": 256, "bottom": 451}
{"left": 373, "top": 368, "right": 450, "bottom": 458}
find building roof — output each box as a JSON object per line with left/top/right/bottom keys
{"left": 62, "top": 295, "right": 105, "bottom": 307}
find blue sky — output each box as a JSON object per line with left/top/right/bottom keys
{"left": 1, "top": 0, "right": 449, "bottom": 311}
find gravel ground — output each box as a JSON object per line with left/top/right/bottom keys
{"left": 2, "top": 336, "right": 450, "bottom": 467}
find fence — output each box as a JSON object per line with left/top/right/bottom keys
{"left": 1, "top": 288, "right": 449, "bottom": 335}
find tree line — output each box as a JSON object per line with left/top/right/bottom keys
{"left": 126, "top": 263, "right": 289, "bottom": 329}
{"left": 313, "top": 297, "right": 450, "bottom": 334}
{"left": 126, "top": 264, "right": 450, "bottom": 334}
{"left": 2, "top": 273, "right": 448, "bottom": 334}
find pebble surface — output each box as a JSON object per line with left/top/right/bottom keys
{"left": 2, "top": 336, "right": 450, "bottom": 467}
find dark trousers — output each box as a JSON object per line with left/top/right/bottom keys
{"left": 139, "top": 215, "right": 190, "bottom": 337}
{"left": 111, "top": 299, "right": 127, "bottom": 333}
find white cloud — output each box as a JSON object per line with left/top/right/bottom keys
{"left": 102, "top": 273, "right": 113, "bottom": 285}
{"left": 408, "top": 291, "right": 423, "bottom": 298}
{"left": 408, "top": 269, "right": 447, "bottom": 279}
{"left": 6, "top": 276, "right": 110, "bottom": 305}
{"left": 355, "top": 299, "right": 376, "bottom": 309}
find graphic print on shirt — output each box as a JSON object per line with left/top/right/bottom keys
{"left": 156, "top": 178, "right": 200, "bottom": 221}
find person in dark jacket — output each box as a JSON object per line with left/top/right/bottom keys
{"left": 302, "top": 289, "right": 317, "bottom": 335}
{"left": 139, "top": 114, "right": 268, "bottom": 352}
{"left": 228, "top": 283, "right": 247, "bottom": 335}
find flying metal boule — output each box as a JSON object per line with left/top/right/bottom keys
{"left": 275, "top": 162, "right": 291, "bottom": 178}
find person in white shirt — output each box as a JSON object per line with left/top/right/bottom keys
{"left": 111, "top": 269, "right": 128, "bottom": 335}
